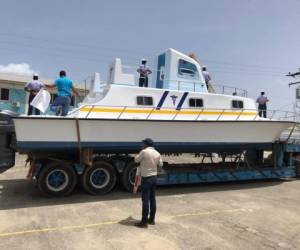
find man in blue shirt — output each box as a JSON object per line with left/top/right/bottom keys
{"left": 46, "top": 70, "right": 78, "bottom": 116}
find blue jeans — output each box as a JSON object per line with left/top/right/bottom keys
{"left": 141, "top": 176, "right": 157, "bottom": 222}
{"left": 50, "top": 96, "right": 71, "bottom": 116}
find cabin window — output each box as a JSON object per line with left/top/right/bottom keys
{"left": 0, "top": 88, "right": 9, "bottom": 101}
{"left": 189, "top": 98, "right": 203, "bottom": 108}
{"left": 178, "top": 59, "right": 199, "bottom": 78}
{"left": 137, "top": 96, "right": 153, "bottom": 106}
{"left": 232, "top": 100, "right": 244, "bottom": 109}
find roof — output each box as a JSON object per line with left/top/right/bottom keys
{"left": 0, "top": 72, "right": 86, "bottom": 91}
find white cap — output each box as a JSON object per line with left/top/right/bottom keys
{"left": 141, "top": 58, "right": 147, "bottom": 62}
{"left": 33, "top": 73, "right": 39, "bottom": 77}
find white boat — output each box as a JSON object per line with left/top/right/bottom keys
{"left": 13, "top": 48, "right": 295, "bottom": 153}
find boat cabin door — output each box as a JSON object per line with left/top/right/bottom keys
{"left": 156, "top": 53, "right": 166, "bottom": 89}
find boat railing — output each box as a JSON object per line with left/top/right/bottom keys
{"left": 266, "top": 109, "right": 299, "bottom": 122}
{"left": 117, "top": 64, "right": 248, "bottom": 97}
{"left": 209, "top": 84, "right": 248, "bottom": 97}
{"left": 77, "top": 104, "right": 298, "bottom": 122}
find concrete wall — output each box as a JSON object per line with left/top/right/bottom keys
{"left": 0, "top": 74, "right": 86, "bottom": 115}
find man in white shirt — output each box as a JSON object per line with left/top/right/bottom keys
{"left": 24, "top": 73, "right": 44, "bottom": 115}
{"left": 202, "top": 66, "right": 211, "bottom": 89}
{"left": 256, "top": 91, "right": 269, "bottom": 118}
{"left": 137, "top": 59, "right": 152, "bottom": 87}
{"left": 134, "top": 138, "right": 163, "bottom": 228}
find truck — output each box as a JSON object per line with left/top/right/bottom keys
{"left": 0, "top": 109, "right": 299, "bottom": 197}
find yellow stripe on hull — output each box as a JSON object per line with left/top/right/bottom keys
{"left": 79, "top": 107, "right": 257, "bottom": 116}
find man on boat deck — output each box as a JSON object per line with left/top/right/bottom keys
{"left": 133, "top": 138, "right": 163, "bottom": 228}
{"left": 137, "top": 59, "right": 152, "bottom": 87}
{"left": 46, "top": 70, "right": 78, "bottom": 116}
{"left": 256, "top": 91, "right": 269, "bottom": 118}
{"left": 24, "top": 73, "right": 44, "bottom": 115}
{"left": 202, "top": 66, "right": 212, "bottom": 89}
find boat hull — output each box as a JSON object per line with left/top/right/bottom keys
{"left": 13, "top": 117, "right": 295, "bottom": 153}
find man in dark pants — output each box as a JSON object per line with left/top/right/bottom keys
{"left": 256, "top": 91, "right": 269, "bottom": 118}
{"left": 134, "top": 138, "right": 163, "bottom": 228}
{"left": 137, "top": 59, "right": 152, "bottom": 87}
{"left": 24, "top": 73, "right": 44, "bottom": 115}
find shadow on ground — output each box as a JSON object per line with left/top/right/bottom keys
{"left": 118, "top": 216, "right": 139, "bottom": 227}
{"left": 0, "top": 177, "right": 289, "bottom": 211}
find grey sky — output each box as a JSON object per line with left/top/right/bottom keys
{"left": 0, "top": 0, "right": 299, "bottom": 110}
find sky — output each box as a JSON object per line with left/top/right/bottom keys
{"left": 0, "top": 0, "right": 299, "bottom": 110}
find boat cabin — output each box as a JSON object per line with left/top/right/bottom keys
{"left": 72, "top": 48, "right": 258, "bottom": 120}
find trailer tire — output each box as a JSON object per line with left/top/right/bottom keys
{"left": 81, "top": 161, "right": 117, "bottom": 195}
{"left": 37, "top": 161, "right": 77, "bottom": 197}
{"left": 121, "top": 161, "right": 138, "bottom": 192}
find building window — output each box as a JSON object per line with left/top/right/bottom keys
{"left": 0, "top": 88, "right": 10, "bottom": 101}
{"left": 50, "top": 93, "right": 57, "bottom": 104}
{"left": 137, "top": 96, "right": 153, "bottom": 106}
{"left": 296, "top": 89, "right": 300, "bottom": 99}
{"left": 189, "top": 98, "right": 203, "bottom": 107}
{"left": 70, "top": 96, "right": 75, "bottom": 106}
{"left": 178, "top": 59, "right": 199, "bottom": 78}
{"left": 232, "top": 100, "right": 244, "bottom": 109}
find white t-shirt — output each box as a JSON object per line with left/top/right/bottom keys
{"left": 134, "top": 147, "right": 163, "bottom": 177}
{"left": 256, "top": 95, "right": 269, "bottom": 105}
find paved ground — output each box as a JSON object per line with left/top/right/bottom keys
{"left": 0, "top": 156, "right": 300, "bottom": 250}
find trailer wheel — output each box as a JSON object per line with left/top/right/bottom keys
{"left": 81, "top": 161, "right": 117, "bottom": 195}
{"left": 121, "top": 161, "right": 138, "bottom": 192}
{"left": 37, "top": 161, "right": 77, "bottom": 197}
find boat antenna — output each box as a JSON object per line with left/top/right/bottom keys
{"left": 286, "top": 68, "right": 300, "bottom": 121}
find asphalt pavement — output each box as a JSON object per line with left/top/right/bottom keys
{"left": 0, "top": 156, "right": 299, "bottom": 250}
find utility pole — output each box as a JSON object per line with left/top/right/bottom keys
{"left": 287, "top": 68, "right": 300, "bottom": 121}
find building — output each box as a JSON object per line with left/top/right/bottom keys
{"left": 0, "top": 73, "right": 87, "bottom": 115}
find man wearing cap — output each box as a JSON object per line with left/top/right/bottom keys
{"left": 256, "top": 91, "right": 269, "bottom": 118}
{"left": 137, "top": 59, "right": 152, "bottom": 87}
{"left": 24, "top": 73, "right": 44, "bottom": 115}
{"left": 133, "top": 138, "right": 163, "bottom": 228}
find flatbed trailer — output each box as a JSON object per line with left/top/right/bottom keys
{"left": 0, "top": 111, "right": 299, "bottom": 197}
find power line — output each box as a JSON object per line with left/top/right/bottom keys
{"left": 0, "top": 32, "right": 293, "bottom": 73}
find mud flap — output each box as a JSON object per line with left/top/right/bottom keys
{"left": 0, "top": 110, "right": 17, "bottom": 174}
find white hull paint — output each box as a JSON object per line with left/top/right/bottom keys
{"left": 14, "top": 118, "right": 294, "bottom": 148}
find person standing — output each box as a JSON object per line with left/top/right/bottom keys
{"left": 202, "top": 66, "right": 211, "bottom": 90}
{"left": 137, "top": 59, "right": 152, "bottom": 87}
{"left": 46, "top": 70, "right": 78, "bottom": 116}
{"left": 133, "top": 138, "right": 163, "bottom": 228}
{"left": 256, "top": 91, "right": 269, "bottom": 118}
{"left": 24, "top": 73, "right": 44, "bottom": 115}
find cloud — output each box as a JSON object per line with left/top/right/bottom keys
{"left": 0, "top": 63, "right": 36, "bottom": 76}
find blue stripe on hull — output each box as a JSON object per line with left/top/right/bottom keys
{"left": 176, "top": 92, "right": 188, "bottom": 110}
{"left": 17, "top": 141, "right": 273, "bottom": 153}
{"left": 156, "top": 91, "right": 169, "bottom": 110}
